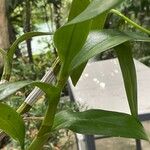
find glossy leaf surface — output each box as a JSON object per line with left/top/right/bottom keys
{"left": 67, "top": 0, "right": 123, "bottom": 25}
{"left": 0, "top": 81, "right": 59, "bottom": 101}
{"left": 70, "top": 12, "right": 108, "bottom": 86}
{"left": 70, "top": 29, "right": 150, "bottom": 71}
{"left": 54, "top": 0, "right": 91, "bottom": 65}
{"left": 54, "top": 0, "right": 123, "bottom": 67}
{"left": 53, "top": 109, "right": 149, "bottom": 140}
{"left": 0, "top": 103, "right": 25, "bottom": 149}
{"left": 115, "top": 43, "right": 138, "bottom": 117}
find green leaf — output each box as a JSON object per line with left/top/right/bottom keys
{"left": 8, "top": 32, "right": 52, "bottom": 62}
{"left": 68, "top": 0, "right": 89, "bottom": 21}
{"left": 0, "top": 81, "right": 59, "bottom": 101}
{"left": 70, "top": 62, "right": 87, "bottom": 85}
{"left": 55, "top": 0, "right": 123, "bottom": 82}
{"left": 53, "top": 109, "right": 149, "bottom": 141}
{"left": 67, "top": 0, "right": 123, "bottom": 25}
{"left": 91, "top": 12, "right": 108, "bottom": 30}
{"left": 125, "top": 32, "right": 150, "bottom": 42}
{"left": 70, "top": 29, "right": 150, "bottom": 71}
{"left": 54, "top": 0, "right": 91, "bottom": 66}
{"left": 115, "top": 43, "right": 138, "bottom": 117}
{"left": 0, "top": 103, "right": 25, "bottom": 149}
{"left": 70, "top": 12, "right": 108, "bottom": 86}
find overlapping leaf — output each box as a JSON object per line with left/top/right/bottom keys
{"left": 115, "top": 43, "right": 138, "bottom": 117}
{"left": 0, "top": 81, "right": 59, "bottom": 101}
{"left": 67, "top": 0, "right": 123, "bottom": 25}
{"left": 53, "top": 109, "right": 149, "bottom": 140}
{"left": 0, "top": 103, "right": 25, "bottom": 149}
{"left": 8, "top": 32, "right": 52, "bottom": 61}
{"left": 70, "top": 29, "right": 150, "bottom": 72}
{"left": 70, "top": 12, "right": 108, "bottom": 85}
{"left": 54, "top": 0, "right": 91, "bottom": 65}
{"left": 1, "top": 32, "right": 52, "bottom": 81}
{"left": 54, "top": 0, "right": 124, "bottom": 68}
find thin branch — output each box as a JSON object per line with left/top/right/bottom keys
{"left": 110, "top": 9, "right": 150, "bottom": 35}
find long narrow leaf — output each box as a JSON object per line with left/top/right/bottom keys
{"left": 53, "top": 109, "right": 149, "bottom": 141}
{"left": 0, "top": 103, "right": 25, "bottom": 149}
{"left": 70, "top": 12, "right": 108, "bottom": 86}
{"left": 70, "top": 62, "right": 87, "bottom": 85}
{"left": 67, "top": 0, "right": 123, "bottom": 25}
{"left": 54, "top": 0, "right": 91, "bottom": 65}
{"left": 70, "top": 29, "right": 150, "bottom": 72}
{"left": 8, "top": 32, "right": 52, "bottom": 61}
{"left": 115, "top": 43, "right": 138, "bottom": 117}
{"left": 0, "top": 81, "right": 59, "bottom": 101}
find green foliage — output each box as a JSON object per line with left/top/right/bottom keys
{"left": 115, "top": 42, "right": 137, "bottom": 117}
{"left": 8, "top": 32, "right": 53, "bottom": 62}
{"left": 107, "top": 0, "right": 150, "bottom": 63}
{"left": 12, "top": 52, "right": 54, "bottom": 81}
{"left": 67, "top": 0, "right": 123, "bottom": 25}
{"left": 0, "top": 103, "right": 25, "bottom": 149}
{"left": 70, "top": 29, "right": 150, "bottom": 72}
{"left": 0, "top": 0, "right": 150, "bottom": 149}
{"left": 53, "top": 109, "right": 148, "bottom": 140}
{"left": 70, "top": 12, "right": 108, "bottom": 85}
{"left": 2, "top": 32, "right": 52, "bottom": 81}
{"left": 54, "top": 0, "right": 91, "bottom": 66}
{"left": 0, "top": 81, "right": 59, "bottom": 101}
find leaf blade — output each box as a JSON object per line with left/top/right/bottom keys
{"left": 8, "top": 32, "right": 52, "bottom": 61}
{"left": 67, "top": 0, "right": 123, "bottom": 25}
{"left": 0, "top": 81, "right": 59, "bottom": 101}
{"left": 70, "top": 29, "right": 150, "bottom": 72}
{"left": 115, "top": 43, "right": 138, "bottom": 117}
{"left": 70, "top": 12, "right": 108, "bottom": 86}
{"left": 53, "top": 109, "right": 149, "bottom": 141}
{"left": 0, "top": 103, "right": 25, "bottom": 148}
{"left": 54, "top": 0, "right": 91, "bottom": 65}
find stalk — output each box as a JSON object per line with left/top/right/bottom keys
{"left": 17, "top": 103, "right": 32, "bottom": 115}
{"left": 17, "top": 57, "right": 60, "bottom": 114}
{"left": 0, "top": 58, "right": 60, "bottom": 143}
{"left": 27, "top": 96, "right": 61, "bottom": 150}
{"left": 27, "top": 63, "right": 68, "bottom": 150}
{"left": 110, "top": 9, "right": 150, "bottom": 35}
{"left": 1, "top": 55, "right": 11, "bottom": 81}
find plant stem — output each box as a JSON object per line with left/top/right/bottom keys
{"left": 27, "top": 97, "right": 60, "bottom": 150}
{"left": 110, "top": 9, "right": 150, "bottom": 35}
{"left": 17, "top": 102, "right": 32, "bottom": 115}
{"left": 17, "top": 57, "right": 60, "bottom": 113}
{"left": 27, "top": 63, "right": 68, "bottom": 150}
{"left": 1, "top": 55, "right": 12, "bottom": 81}
{"left": 0, "top": 58, "right": 61, "bottom": 146}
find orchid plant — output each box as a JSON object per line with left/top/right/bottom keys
{"left": 0, "top": 0, "right": 150, "bottom": 149}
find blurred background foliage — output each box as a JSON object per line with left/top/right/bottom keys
{"left": 0, "top": 0, "right": 149, "bottom": 149}
{"left": 99, "top": 0, "right": 150, "bottom": 64}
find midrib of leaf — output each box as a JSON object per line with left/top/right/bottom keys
{"left": 71, "top": 35, "right": 131, "bottom": 70}
{"left": 64, "top": 25, "right": 76, "bottom": 66}
{"left": 121, "top": 56, "right": 137, "bottom": 116}
{"left": 115, "top": 43, "right": 138, "bottom": 117}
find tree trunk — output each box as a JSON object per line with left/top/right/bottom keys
{"left": 24, "top": 0, "right": 33, "bottom": 63}
{"left": 8, "top": 22, "right": 22, "bottom": 57}
{"left": 0, "top": 0, "right": 11, "bottom": 146}
{"left": 0, "top": 0, "right": 10, "bottom": 50}
{"left": 0, "top": 0, "right": 10, "bottom": 77}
